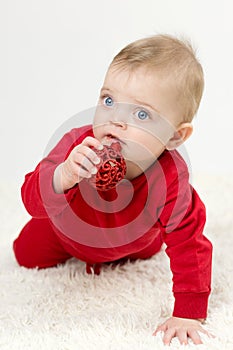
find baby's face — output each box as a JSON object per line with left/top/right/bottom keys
{"left": 93, "top": 66, "right": 180, "bottom": 173}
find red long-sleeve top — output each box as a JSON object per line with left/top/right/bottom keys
{"left": 21, "top": 125, "right": 212, "bottom": 319}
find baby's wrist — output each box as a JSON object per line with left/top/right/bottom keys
{"left": 53, "top": 164, "right": 64, "bottom": 193}
{"left": 53, "top": 163, "right": 75, "bottom": 193}
{"left": 196, "top": 318, "right": 206, "bottom": 324}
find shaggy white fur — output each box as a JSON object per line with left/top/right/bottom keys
{"left": 0, "top": 174, "right": 233, "bottom": 350}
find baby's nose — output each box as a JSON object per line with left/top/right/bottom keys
{"left": 110, "top": 120, "right": 127, "bottom": 129}
{"left": 109, "top": 104, "right": 129, "bottom": 126}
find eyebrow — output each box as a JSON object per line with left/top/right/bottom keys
{"left": 100, "top": 87, "right": 161, "bottom": 115}
{"left": 100, "top": 87, "right": 113, "bottom": 94}
{"left": 133, "top": 99, "right": 160, "bottom": 114}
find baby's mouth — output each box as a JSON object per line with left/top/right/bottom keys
{"left": 103, "top": 134, "right": 122, "bottom": 145}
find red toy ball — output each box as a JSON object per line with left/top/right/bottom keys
{"left": 87, "top": 142, "right": 126, "bottom": 191}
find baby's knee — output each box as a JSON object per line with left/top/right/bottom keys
{"left": 13, "top": 238, "right": 38, "bottom": 268}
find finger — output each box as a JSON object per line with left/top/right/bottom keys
{"left": 73, "top": 152, "right": 98, "bottom": 173}
{"left": 198, "top": 327, "right": 215, "bottom": 339}
{"left": 176, "top": 329, "right": 188, "bottom": 345}
{"left": 152, "top": 323, "right": 167, "bottom": 336}
{"left": 207, "top": 332, "right": 216, "bottom": 338}
{"left": 163, "top": 328, "right": 176, "bottom": 346}
{"left": 81, "top": 136, "right": 103, "bottom": 150}
{"left": 152, "top": 329, "right": 160, "bottom": 336}
{"left": 75, "top": 165, "right": 94, "bottom": 180}
{"left": 187, "top": 329, "right": 202, "bottom": 345}
{"left": 74, "top": 145, "right": 101, "bottom": 166}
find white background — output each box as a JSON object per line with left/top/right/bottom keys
{"left": 1, "top": 0, "right": 233, "bottom": 185}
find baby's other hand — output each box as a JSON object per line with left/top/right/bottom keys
{"left": 153, "top": 316, "right": 212, "bottom": 346}
{"left": 53, "top": 136, "right": 103, "bottom": 193}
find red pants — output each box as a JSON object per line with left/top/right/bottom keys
{"left": 13, "top": 217, "right": 163, "bottom": 270}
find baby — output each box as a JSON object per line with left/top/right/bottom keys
{"left": 14, "top": 34, "right": 213, "bottom": 345}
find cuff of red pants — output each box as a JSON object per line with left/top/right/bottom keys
{"left": 172, "top": 292, "right": 210, "bottom": 319}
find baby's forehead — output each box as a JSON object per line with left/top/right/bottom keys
{"left": 105, "top": 63, "right": 171, "bottom": 84}
{"left": 103, "top": 65, "right": 175, "bottom": 101}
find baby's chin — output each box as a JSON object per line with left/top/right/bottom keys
{"left": 121, "top": 144, "right": 161, "bottom": 168}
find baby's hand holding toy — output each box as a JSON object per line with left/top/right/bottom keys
{"left": 87, "top": 141, "right": 126, "bottom": 191}
{"left": 53, "top": 136, "right": 103, "bottom": 193}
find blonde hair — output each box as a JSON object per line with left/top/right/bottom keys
{"left": 110, "top": 34, "right": 204, "bottom": 122}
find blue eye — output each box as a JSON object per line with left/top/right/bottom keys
{"left": 137, "top": 110, "right": 149, "bottom": 120}
{"left": 104, "top": 96, "right": 114, "bottom": 107}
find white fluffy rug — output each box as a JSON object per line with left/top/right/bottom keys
{"left": 1, "top": 174, "right": 233, "bottom": 350}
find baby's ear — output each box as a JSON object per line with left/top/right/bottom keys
{"left": 166, "top": 122, "right": 193, "bottom": 150}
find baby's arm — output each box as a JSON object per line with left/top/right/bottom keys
{"left": 53, "top": 136, "right": 103, "bottom": 193}
{"left": 152, "top": 152, "right": 213, "bottom": 345}
{"left": 21, "top": 127, "right": 102, "bottom": 218}
{"left": 154, "top": 191, "right": 212, "bottom": 345}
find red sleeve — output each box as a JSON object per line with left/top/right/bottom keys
{"left": 158, "top": 152, "right": 212, "bottom": 319}
{"left": 21, "top": 125, "right": 93, "bottom": 218}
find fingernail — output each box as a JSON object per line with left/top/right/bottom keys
{"left": 93, "top": 157, "right": 100, "bottom": 164}
{"left": 97, "top": 144, "right": 104, "bottom": 150}
{"left": 91, "top": 167, "right": 97, "bottom": 174}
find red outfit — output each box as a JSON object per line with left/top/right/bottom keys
{"left": 13, "top": 125, "right": 212, "bottom": 319}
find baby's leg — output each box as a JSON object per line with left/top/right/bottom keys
{"left": 13, "top": 217, "right": 72, "bottom": 268}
